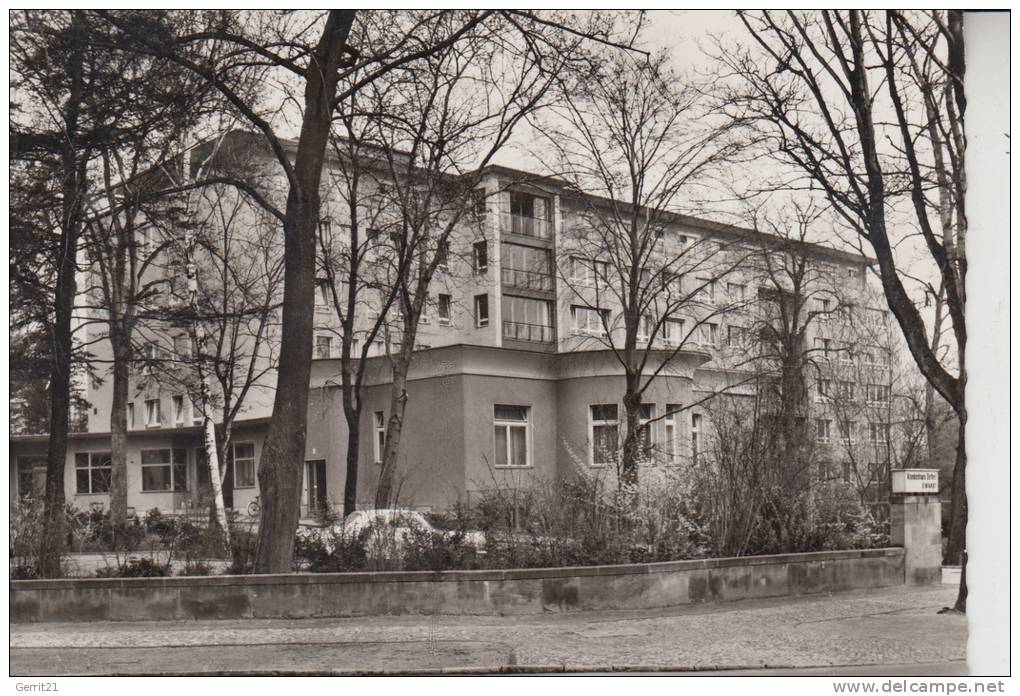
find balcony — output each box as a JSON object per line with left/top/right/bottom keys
{"left": 502, "top": 320, "right": 555, "bottom": 344}
{"left": 502, "top": 212, "right": 552, "bottom": 240}
{"left": 501, "top": 266, "right": 554, "bottom": 292}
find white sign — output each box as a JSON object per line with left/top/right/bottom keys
{"left": 891, "top": 468, "right": 939, "bottom": 495}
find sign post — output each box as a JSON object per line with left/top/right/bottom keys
{"left": 889, "top": 468, "right": 942, "bottom": 586}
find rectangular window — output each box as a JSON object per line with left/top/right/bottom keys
{"left": 816, "top": 418, "right": 831, "bottom": 443}
{"left": 315, "top": 334, "right": 334, "bottom": 359}
{"left": 472, "top": 188, "right": 487, "bottom": 216}
{"left": 172, "top": 395, "right": 185, "bottom": 424}
{"left": 17, "top": 455, "right": 47, "bottom": 498}
{"left": 662, "top": 272, "right": 684, "bottom": 296}
{"left": 727, "top": 283, "right": 746, "bottom": 300}
{"left": 663, "top": 317, "right": 685, "bottom": 343}
{"left": 664, "top": 404, "right": 681, "bottom": 463}
{"left": 438, "top": 294, "right": 452, "bottom": 324}
{"left": 191, "top": 399, "right": 203, "bottom": 424}
{"left": 590, "top": 404, "right": 618, "bottom": 467}
{"left": 145, "top": 398, "right": 161, "bottom": 427}
{"left": 817, "top": 379, "right": 831, "bottom": 400}
{"left": 373, "top": 411, "right": 386, "bottom": 464}
{"left": 840, "top": 420, "right": 856, "bottom": 445}
{"left": 501, "top": 295, "right": 554, "bottom": 343}
{"left": 141, "top": 448, "right": 188, "bottom": 492}
{"left": 474, "top": 294, "right": 489, "bottom": 327}
{"left": 814, "top": 337, "right": 832, "bottom": 359}
{"left": 867, "top": 383, "right": 890, "bottom": 403}
{"left": 473, "top": 240, "right": 488, "bottom": 272}
{"left": 698, "top": 322, "right": 719, "bottom": 347}
{"left": 570, "top": 256, "right": 608, "bottom": 284}
{"left": 231, "top": 442, "right": 256, "bottom": 489}
{"left": 869, "top": 422, "right": 890, "bottom": 444}
{"left": 128, "top": 402, "right": 135, "bottom": 429}
{"left": 637, "top": 315, "right": 653, "bottom": 341}
{"left": 493, "top": 405, "right": 529, "bottom": 468}
{"left": 75, "top": 452, "right": 112, "bottom": 494}
{"left": 571, "top": 305, "right": 610, "bottom": 335}
{"left": 316, "top": 279, "right": 330, "bottom": 308}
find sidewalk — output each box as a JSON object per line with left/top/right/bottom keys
{"left": 10, "top": 583, "right": 966, "bottom": 676}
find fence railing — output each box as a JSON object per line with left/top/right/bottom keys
{"left": 502, "top": 320, "right": 555, "bottom": 343}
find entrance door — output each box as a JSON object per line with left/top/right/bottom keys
{"left": 306, "top": 460, "right": 327, "bottom": 514}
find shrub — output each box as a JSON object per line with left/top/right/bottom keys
{"left": 95, "top": 556, "right": 170, "bottom": 578}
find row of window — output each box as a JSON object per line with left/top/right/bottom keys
{"left": 814, "top": 419, "right": 892, "bottom": 445}
{"left": 124, "top": 395, "right": 202, "bottom": 429}
{"left": 475, "top": 403, "right": 703, "bottom": 469}
{"left": 69, "top": 443, "right": 256, "bottom": 496}
{"left": 813, "top": 338, "right": 891, "bottom": 366}
{"left": 816, "top": 380, "right": 891, "bottom": 403}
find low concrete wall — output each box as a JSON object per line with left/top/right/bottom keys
{"left": 11, "top": 547, "right": 904, "bottom": 623}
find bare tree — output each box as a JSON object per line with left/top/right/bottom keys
{"left": 11, "top": 10, "right": 200, "bottom": 574}
{"left": 366, "top": 12, "right": 614, "bottom": 507}
{"left": 536, "top": 48, "right": 741, "bottom": 484}
{"left": 719, "top": 9, "right": 969, "bottom": 611}
{"left": 142, "top": 168, "right": 284, "bottom": 545}
{"left": 317, "top": 124, "right": 402, "bottom": 518}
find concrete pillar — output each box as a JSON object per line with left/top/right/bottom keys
{"left": 889, "top": 495, "right": 942, "bottom": 585}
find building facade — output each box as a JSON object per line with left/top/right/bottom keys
{"left": 10, "top": 138, "right": 901, "bottom": 518}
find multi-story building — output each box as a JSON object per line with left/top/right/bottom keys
{"left": 10, "top": 135, "right": 897, "bottom": 517}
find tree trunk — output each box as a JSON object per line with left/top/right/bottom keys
{"left": 946, "top": 410, "right": 962, "bottom": 608}
{"left": 375, "top": 346, "right": 412, "bottom": 508}
{"left": 620, "top": 376, "right": 642, "bottom": 488}
{"left": 203, "top": 415, "right": 230, "bottom": 549}
{"left": 38, "top": 12, "right": 87, "bottom": 578}
{"left": 342, "top": 393, "right": 361, "bottom": 518}
{"left": 108, "top": 333, "right": 130, "bottom": 524}
{"left": 252, "top": 10, "right": 354, "bottom": 573}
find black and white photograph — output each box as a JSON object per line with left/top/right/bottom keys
{"left": 7, "top": 8, "right": 1010, "bottom": 688}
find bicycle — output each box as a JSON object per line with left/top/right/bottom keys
{"left": 246, "top": 496, "right": 261, "bottom": 518}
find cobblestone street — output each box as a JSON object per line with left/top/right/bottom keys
{"left": 11, "top": 584, "right": 967, "bottom": 676}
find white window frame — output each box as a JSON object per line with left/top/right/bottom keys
{"left": 437, "top": 294, "right": 452, "bottom": 325}
{"left": 474, "top": 294, "right": 489, "bottom": 327}
{"left": 172, "top": 394, "right": 185, "bottom": 425}
{"left": 571, "top": 305, "right": 609, "bottom": 336}
{"left": 493, "top": 404, "right": 531, "bottom": 469}
{"left": 816, "top": 418, "right": 831, "bottom": 444}
{"left": 75, "top": 451, "right": 112, "bottom": 495}
{"left": 315, "top": 334, "right": 334, "bottom": 360}
{"left": 663, "top": 317, "right": 685, "bottom": 344}
{"left": 140, "top": 448, "right": 188, "bottom": 492}
{"left": 664, "top": 404, "right": 681, "bottom": 464}
{"left": 230, "top": 442, "right": 257, "bottom": 489}
{"left": 144, "top": 398, "right": 162, "bottom": 428}
{"left": 373, "top": 411, "right": 386, "bottom": 464}
{"left": 473, "top": 240, "right": 488, "bottom": 273}
{"left": 637, "top": 315, "right": 653, "bottom": 342}
{"left": 315, "top": 278, "right": 331, "bottom": 309}
{"left": 589, "top": 404, "right": 619, "bottom": 468}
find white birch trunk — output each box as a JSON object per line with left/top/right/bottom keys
{"left": 202, "top": 408, "right": 230, "bottom": 549}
